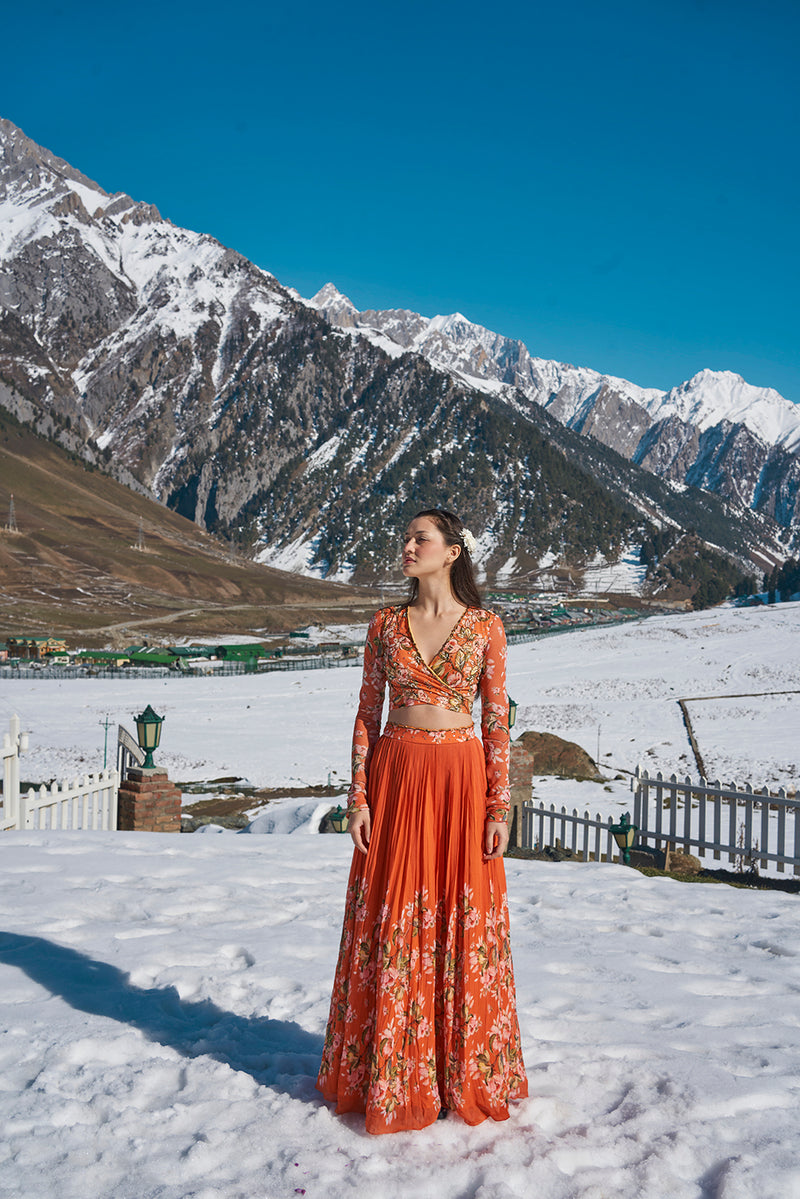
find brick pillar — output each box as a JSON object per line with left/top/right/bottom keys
{"left": 508, "top": 740, "right": 535, "bottom": 849}
{"left": 117, "top": 768, "right": 182, "bottom": 832}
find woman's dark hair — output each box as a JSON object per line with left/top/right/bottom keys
{"left": 406, "top": 508, "right": 483, "bottom": 609}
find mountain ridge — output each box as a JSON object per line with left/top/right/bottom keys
{"left": 0, "top": 116, "right": 792, "bottom": 595}
{"left": 306, "top": 283, "right": 800, "bottom": 507}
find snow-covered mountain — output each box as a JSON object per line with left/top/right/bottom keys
{"left": 306, "top": 285, "right": 800, "bottom": 532}
{"left": 307, "top": 282, "right": 658, "bottom": 421}
{"left": 646, "top": 369, "right": 800, "bottom": 449}
{"left": 0, "top": 116, "right": 792, "bottom": 589}
{"left": 0, "top": 116, "right": 294, "bottom": 488}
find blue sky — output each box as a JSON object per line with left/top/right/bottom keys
{"left": 3, "top": 0, "right": 798, "bottom": 400}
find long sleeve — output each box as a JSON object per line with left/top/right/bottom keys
{"left": 347, "top": 611, "right": 387, "bottom": 813}
{"left": 479, "top": 614, "right": 510, "bottom": 822}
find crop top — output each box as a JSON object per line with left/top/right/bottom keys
{"left": 348, "top": 604, "right": 510, "bottom": 821}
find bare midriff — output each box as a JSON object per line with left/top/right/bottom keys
{"left": 387, "top": 704, "right": 474, "bottom": 731}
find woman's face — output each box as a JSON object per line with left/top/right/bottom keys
{"left": 401, "top": 516, "right": 460, "bottom": 579}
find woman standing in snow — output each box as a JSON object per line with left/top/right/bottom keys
{"left": 316, "top": 508, "right": 528, "bottom": 1133}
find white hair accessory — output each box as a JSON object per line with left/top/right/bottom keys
{"left": 461, "top": 528, "right": 477, "bottom": 556}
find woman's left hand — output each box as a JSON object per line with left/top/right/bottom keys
{"left": 483, "top": 819, "right": 508, "bottom": 860}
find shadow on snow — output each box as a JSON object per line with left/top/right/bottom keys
{"left": 0, "top": 931, "right": 324, "bottom": 1100}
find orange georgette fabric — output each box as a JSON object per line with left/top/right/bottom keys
{"left": 316, "top": 605, "right": 528, "bottom": 1133}
{"left": 348, "top": 604, "right": 511, "bottom": 821}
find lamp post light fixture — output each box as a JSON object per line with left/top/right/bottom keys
{"left": 610, "top": 811, "right": 638, "bottom": 865}
{"left": 134, "top": 704, "right": 165, "bottom": 770}
{"left": 508, "top": 696, "right": 518, "bottom": 730}
{"left": 328, "top": 805, "right": 349, "bottom": 834}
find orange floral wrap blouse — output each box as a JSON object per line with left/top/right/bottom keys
{"left": 348, "top": 605, "right": 511, "bottom": 822}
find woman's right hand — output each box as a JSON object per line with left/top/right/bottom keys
{"left": 348, "top": 807, "right": 371, "bottom": 854}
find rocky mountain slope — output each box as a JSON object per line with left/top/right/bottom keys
{"left": 0, "top": 116, "right": 791, "bottom": 592}
{"left": 307, "top": 285, "right": 800, "bottom": 542}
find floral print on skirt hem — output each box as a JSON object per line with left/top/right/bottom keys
{"left": 316, "top": 725, "right": 528, "bottom": 1134}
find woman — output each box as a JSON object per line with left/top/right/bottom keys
{"left": 316, "top": 508, "right": 528, "bottom": 1133}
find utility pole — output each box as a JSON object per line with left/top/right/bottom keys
{"left": 99, "top": 714, "right": 113, "bottom": 769}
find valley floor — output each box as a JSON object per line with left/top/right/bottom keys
{"left": 3, "top": 600, "right": 797, "bottom": 792}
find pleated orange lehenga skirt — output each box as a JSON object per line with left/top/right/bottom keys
{"left": 316, "top": 724, "right": 528, "bottom": 1134}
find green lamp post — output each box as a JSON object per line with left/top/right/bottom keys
{"left": 134, "top": 704, "right": 164, "bottom": 770}
{"left": 328, "top": 805, "right": 349, "bottom": 834}
{"left": 610, "top": 811, "right": 638, "bottom": 865}
{"left": 508, "top": 696, "right": 518, "bottom": 730}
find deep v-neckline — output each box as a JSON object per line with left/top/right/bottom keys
{"left": 404, "top": 604, "right": 468, "bottom": 670}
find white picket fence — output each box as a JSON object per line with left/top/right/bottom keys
{"left": 632, "top": 767, "right": 800, "bottom": 875}
{"left": 1, "top": 714, "right": 119, "bottom": 832}
{"left": 521, "top": 800, "right": 626, "bottom": 863}
{"left": 1, "top": 715, "right": 26, "bottom": 831}
{"left": 520, "top": 768, "right": 800, "bottom": 876}
{"left": 3, "top": 772, "right": 119, "bottom": 831}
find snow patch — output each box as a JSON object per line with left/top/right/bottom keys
{"left": 580, "top": 544, "right": 648, "bottom": 596}
{"left": 496, "top": 556, "right": 518, "bottom": 581}
{"left": 304, "top": 434, "right": 342, "bottom": 473}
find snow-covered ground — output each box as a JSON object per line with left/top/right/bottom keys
{"left": 2, "top": 603, "right": 800, "bottom": 1197}
{"left": 577, "top": 544, "right": 648, "bottom": 596}
{"left": 288, "top": 622, "right": 372, "bottom": 644}
{"left": 510, "top": 601, "right": 799, "bottom": 791}
{"left": 686, "top": 694, "right": 799, "bottom": 785}
{"left": 171, "top": 624, "right": 367, "bottom": 648}
{"left": 2, "top": 833, "right": 799, "bottom": 1199}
